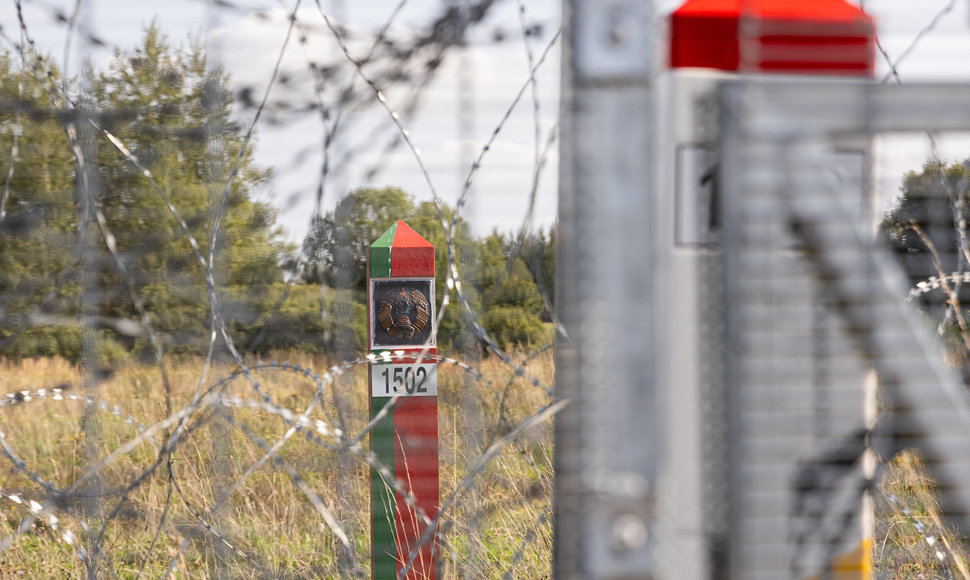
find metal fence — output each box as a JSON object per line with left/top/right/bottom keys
{"left": 720, "top": 80, "right": 970, "bottom": 578}
{"left": 557, "top": 1, "right": 970, "bottom": 579}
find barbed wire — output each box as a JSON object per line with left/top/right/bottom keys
{"left": 0, "top": 349, "right": 554, "bottom": 575}
{"left": 0, "top": 1, "right": 562, "bottom": 577}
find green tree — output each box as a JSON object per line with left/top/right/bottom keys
{"left": 520, "top": 226, "right": 555, "bottom": 317}
{"left": 303, "top": 187, "right": 482, "bottom": 351}
{"left": 0, "top": 27, "right": 291, "bottom": 359}
{"left": 475, "top": 232, "right": 548, "bottom": 349}
{"left": 881, "top": 158, "right": 970, "bottom": 380}
{"left": 0, "top": 50, "right": 86, "bottom": 358}
{"left": 94, "top": 26, "right": 288, "bottom": 355}
{"left": 881, "top": 159, "right": 970, "bottom": 306}
{"left": 301, "top": 186, "right": 413, "bottom": 289}
{"left": 302, "top": 186, "right": 558, "bottom": 352}
{"left": 407, "top": 199, "right": 480, "bottom": 352}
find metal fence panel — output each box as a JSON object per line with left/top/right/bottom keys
{"left": 719, "top": 80, "right": 970, "bottom": 579}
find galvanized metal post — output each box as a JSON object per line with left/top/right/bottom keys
{"left": 555, "top": 0, "right": 656, "bottom": 578}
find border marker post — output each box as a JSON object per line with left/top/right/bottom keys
{"left": 368, "top": 220, "right": 438, "bottom": 579}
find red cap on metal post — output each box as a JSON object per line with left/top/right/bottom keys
{"left": 669, "top": 0, "right": 875, "bottom": 76}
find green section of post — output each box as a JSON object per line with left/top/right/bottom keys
{"left": 369, "top": 220, "right": 398, "bottom": 577}
{"left": 369, "top": 223, "right": 395, "bottom": 278}
{"left": 370, "top": 396, "right": 397, "bottom": 579}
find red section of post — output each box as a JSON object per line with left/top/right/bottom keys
{"left": 391, "top": 220, "right": 435, "bottom": 278}
{"left": 394, "top": 396, "right": 439, "bottom": 579}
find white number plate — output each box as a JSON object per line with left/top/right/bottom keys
{"left": 371, "top": 363, "right": 437, "bottom": 397}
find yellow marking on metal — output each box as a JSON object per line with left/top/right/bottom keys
{"left": 802, "top": 539, "right": 872, "bottom": 580}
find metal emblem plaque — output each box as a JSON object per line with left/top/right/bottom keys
{"left": 370, "top": 279, "right": 434, "bottom": 347}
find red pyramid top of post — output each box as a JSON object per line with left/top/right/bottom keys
{"left": 669, "top": 0, "right": 875, "bottom": 76}
{"left": 369, "top": 220, "right": 435, "bottom": 278}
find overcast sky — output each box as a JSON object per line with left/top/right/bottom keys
{"left": 6, "top": 0, "right": 970, "bottom": 242}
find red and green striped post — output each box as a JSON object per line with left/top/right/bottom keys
{"left": 368, "top": 220, "right": 439, "bottom": 579}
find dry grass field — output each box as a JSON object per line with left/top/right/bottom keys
{"left": 0, "top": 351, "right": 555, "bottom": 578}
{"left": 873, "top": 450, "right": 970, "bottom": 579}
{"left": 1, "top": 350, "right": 967, "bottom": 578}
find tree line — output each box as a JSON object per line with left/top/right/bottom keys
{"left": 0, "top": 27, "right": 555, "bottom": 362}
{"left": 299, "top": 186, "right": 555, "bottom": 353}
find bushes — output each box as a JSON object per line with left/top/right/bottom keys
{"left": 480, "top": 307, "right": 550, "bottom": 350}
{"left": 2, "top": 327, "right": 128, "bottom": 364}
{"left": 228, "top": 283, "right": 367, "bottom": 356}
